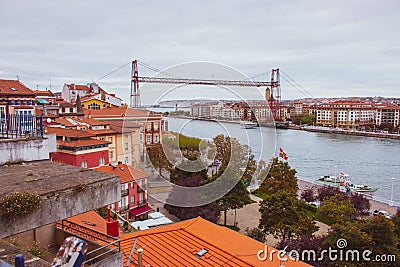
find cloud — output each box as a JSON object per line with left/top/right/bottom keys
{"left": 0, "top": 0, "right": 399, "bottom": 102}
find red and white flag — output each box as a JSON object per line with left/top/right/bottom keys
{"left": 279, "top": 147, "right": 288, "bottom": 160}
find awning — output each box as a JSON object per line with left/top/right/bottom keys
{"left": 130, "top": 205, "right": 152, "bottom": 217}
{"left": 37, "top": 99, "right": 49, "bottom": 104}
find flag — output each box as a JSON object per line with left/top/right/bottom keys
{"left": 279, "top": 147, "right": 288, "bottom": 160}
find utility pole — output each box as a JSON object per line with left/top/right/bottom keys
{"left": 390, "top": 177, "right": 395, "bottom": 206}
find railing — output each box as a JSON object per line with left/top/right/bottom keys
{"left": 0, "top": 114, "right": 43, "bottom": 139}
{"left": 57, "top": 219, "right": 121, "bottom": 266}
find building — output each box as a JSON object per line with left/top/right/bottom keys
{"left": 61, "top": 82, "right": 122, "bottom": 107}
{"left": 0, "top": 79, "right": 37, "bottom": 117}
{"left": 95, "top": 163, "right": 150, "bottom": 221}
{"left": 119, "top": 217, "right": 310, "bottom": 267}
{"left": 375, "top": 104, "right": 400, "bottom": 129}
{"left": 85, "top": 107, "right": 164, "bottom": 160}
{"left": 311, "top": 101, "right": 375, "bottom": 128}
{"left": 47, "top": 127, "right": 110, "bottom": 168}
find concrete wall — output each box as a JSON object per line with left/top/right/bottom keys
{"left": 0, "top": 176, "right": 120, "bottom": 238}
{"left": 4, "top": 223, "right": 57, "bottom": 249}
{"left": 0, "top": 134, "right": 56, "bottom": 164}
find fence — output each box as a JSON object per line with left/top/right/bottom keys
{"left": 0, "top": 114, "right": 43, "bottom": 139}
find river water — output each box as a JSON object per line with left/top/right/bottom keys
{"left": 166, "top": 117, "right": 400, "bottom": 205}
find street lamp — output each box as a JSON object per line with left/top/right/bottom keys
{"left": 334, "top": 165, "right": 338, "bottom": 185}
{"left": 390, "top": 177, "right": 395, "bottom": 206}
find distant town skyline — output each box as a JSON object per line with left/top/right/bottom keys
{"left": 1, "top": 1, "right": 399, "bottom": 103}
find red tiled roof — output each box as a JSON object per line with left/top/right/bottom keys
{"left": 0, "top": 79, "right": 36, "bottom": 96}
{"left": 120, "top": 217, "right": 311, "bottom": 267}
{"left": 34, "top": 90, "right": 55, "bottom": 97}
{"left": 76, "top": 117, "right": 110, "bottom": 126}
{"left": 47, "top": 127, "right": 95, "bottom": 138}
{"left": 65, "top": 84, "right": 92, "bottom": 91}
{"left": 94, "top": 164, "right": 147, "bottom": 184}
{"left": 57, "top": 139, "right": 110, "bottom": 148}
{"left": 86, "top": 129, "right": 116, "bottom": 135}
{"left": 100, "top": 120, "right": 140, "bottom": 133}
{"left": 55, "top": 118, "right": 76, "bottom": 128}
{"left": 67, "top": 211, "right": 107, "bottom": 235}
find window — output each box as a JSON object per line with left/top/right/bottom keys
{"left": 125, "top": 142, "right": 129, "bottom": 150}
{"left": 124, "top": 156, "right": 129, "bottom": 164}
{"left": 80, "top": 161, "right": 88, "bottom": 168}
{"left": 154, "top": 123, "right": 158, "bottom": 130}
{"left": 99, "top": 157, "right": 105, "bottom": 166}
{"left": 0, "top": 106, "right": 5, "bottom": 117}
{"left": 154, "top": 134, "right": 159, "bottom": 143}
{"left": 130, "top": 195, "right": 135, "bottom": 204}
{"left": 146, "top": 123, "right": 152, "bottom": 131}
{"left": 146, "top": 134, "right": 151, "bottom": 144}
{"left": 109, "top": 151, "right": 113, "bottom": 160}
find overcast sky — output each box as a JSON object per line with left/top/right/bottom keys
{"left": 1, "top": 0, "right": 399, "bottom": 104}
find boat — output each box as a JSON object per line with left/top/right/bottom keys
{"left": 241, "top": 121, "right": 258, "bottom": 129}
{"left": 349, "top": 184, "right": 378, "bottom": 193}
{"left": 315, "top": 173, "right": 350, "bottom": 187}
{"left": 315, "top": 172, "right": 378, "bottom": 193}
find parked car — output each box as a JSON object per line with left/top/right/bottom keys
{"left": 372, "top": 209, "right": 391, "bottom": 219}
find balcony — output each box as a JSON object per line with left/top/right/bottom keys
{"left": 119, "top": 205, "right": 129, "bottom": 212}
{"left": 0, "top": 114, "right": 43, "bottom": 139}
{"left": 137, "top": 185, "right": 146, "bottom": 193}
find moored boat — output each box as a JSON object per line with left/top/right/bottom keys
{"left": 241, "top": 121, "right": 258, "bottom": 129}
{"left": 315, "top": 173, "right": 378, "bottom": 193}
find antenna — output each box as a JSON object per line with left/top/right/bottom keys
{"left": 16, "top": 75, "right": 19, "bottom": 81}
{"left": 49, "top": 76, "right": 52, "bottom": 91}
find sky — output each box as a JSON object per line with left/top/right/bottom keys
{"left": 0, "top": 0, "right": 399, "bottom": 104}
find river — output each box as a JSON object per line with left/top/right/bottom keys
{"left": 166, "top": 117, "right": 400, "bottom": 205}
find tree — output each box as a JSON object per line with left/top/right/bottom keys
{"left": 316, "top": 194, "right": 357, "bottom": 224}
{"left": 316, "top": 185, "right": 343, "bottom": 202}
{"left": 277, "top": 235, "right": 326, "bottom": 267}
{"left": 392, "top": 210, "right": 400, "bottom": 240}
{"left": 291, "top": 114, "right": 316, "bottom": 125}
{"left": 165, "top": 160, "right": 221, "bottom": 223}
{"left": 301, "top": 187, "right": 317, "bottom": 203}
{"left": 146, "top": 143, "right": 172, "bottom": 177}
{"left": 259, "top": 190, "right": 318, "bottom": 241}
{"left": 245, "top": 227, "right": 266, "bottom": 243}
{"left": 257, "top": 157, "right": 298, "bottom": 198}
{"left": 359, "top": 215, "right": 397, "bottom": 253}
{"left": 323, "top": 223, "right": 374, "bottom": 267}
{"left": 350, "top": 193, "right": 370, "bottom": 214}
{"left": 218, "top": 179, "right": 252, "bottom": 226}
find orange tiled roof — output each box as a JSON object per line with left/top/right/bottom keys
{"left": 55, "top": 118, "right": 76, "bottom": 128}
{"left": 95, "top": 164, "right": 147, "bottom": 184}
{"left": 47, "top": 127, "right": 95, "bottom": 138}
{"left": 65, "top": 84, "right": 92, "bottom": 91}
{"left": 76, "top": 117, "right": 110, "bottom": 126}
{"left": 34, "top": 90, "right": 55, "bottom": 97}
{"left": 57, "top": 139, "right": 110, "bottom": 148}
{"left": 119, "top": 217, "right": 311, "bottom": 267}
{"left": 0, "top": 79, "right": 36, "bottom": 96}
{"left": 86, "top": 128, "right": 116, "bottom": 135}
{"left": 67, "top": 211, "right": 107, "bottom": 235}
{"left": 101, "top": 120, "right": 140, "bottom": 134}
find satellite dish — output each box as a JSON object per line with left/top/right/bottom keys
{"left": 47, "top": 118, "right": 52, "bottom": 123}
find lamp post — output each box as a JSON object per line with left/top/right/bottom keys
{"left": 390, "top": 177, "right": 395, "bottom": 206}
{"left": 334, "top": 165, "right": 338, "bottom": 185}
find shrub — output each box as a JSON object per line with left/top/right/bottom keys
{"left": 0, "top": 191, "right": 41, "bottom": 220}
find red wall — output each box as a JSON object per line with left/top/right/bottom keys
{"left": 50, "top": 149, "right": 109, "bottom": 168}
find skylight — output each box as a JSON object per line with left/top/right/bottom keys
{"left": 10, "top": 87, "right": 17, "bottom": 91}
{"left": 194, "top": 248, "right": 208, "bottom": 258}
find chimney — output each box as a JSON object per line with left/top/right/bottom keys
{"left": 137, "top": 248, "right": 143, "bottom": 267}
